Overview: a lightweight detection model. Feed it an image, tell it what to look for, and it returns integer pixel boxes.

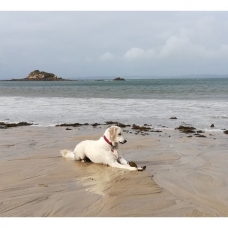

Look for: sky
[1,2,228,79]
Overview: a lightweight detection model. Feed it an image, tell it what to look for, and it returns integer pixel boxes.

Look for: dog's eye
[118,133,121,136]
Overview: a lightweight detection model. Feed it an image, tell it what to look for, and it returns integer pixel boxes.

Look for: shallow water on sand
[1,126,228,216]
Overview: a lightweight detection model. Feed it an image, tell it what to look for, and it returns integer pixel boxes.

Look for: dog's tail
[60,149,75,160]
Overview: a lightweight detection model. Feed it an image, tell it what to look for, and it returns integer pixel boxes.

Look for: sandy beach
[0,124,228,217]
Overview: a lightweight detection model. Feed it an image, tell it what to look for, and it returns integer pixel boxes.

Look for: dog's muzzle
[119,139,127,144]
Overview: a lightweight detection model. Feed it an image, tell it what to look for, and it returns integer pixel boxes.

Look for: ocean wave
[0,96,227,130]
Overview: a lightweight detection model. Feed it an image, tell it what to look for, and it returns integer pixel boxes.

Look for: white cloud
[125,38,228,63]
[124,38,228,63]
[159,35,228,60]
[124,15,228,63]
[157,16,228,60]
[99,52,114,62]
[158,36,202,59]
[124,48,156,61]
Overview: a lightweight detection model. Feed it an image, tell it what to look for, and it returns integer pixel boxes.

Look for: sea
[0,78,228,131]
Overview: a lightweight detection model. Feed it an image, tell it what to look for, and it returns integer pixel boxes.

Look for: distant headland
[10,70,70,81]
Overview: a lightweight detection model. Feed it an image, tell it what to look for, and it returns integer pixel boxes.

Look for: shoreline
[1,125,228,216]
[1,120,227,135]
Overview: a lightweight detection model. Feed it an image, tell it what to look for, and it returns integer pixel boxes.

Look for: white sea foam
[0,96,227,130]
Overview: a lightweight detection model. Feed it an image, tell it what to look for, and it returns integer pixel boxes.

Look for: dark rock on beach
[56,123,87,127]
[210,124,215,128]
[170,117,177,119]
[224,130,228,134]
[91,123,101,127]
[0,122,33,129]
[150,130,162,133]
[105,121,131,128]
[132,124,151,132]
[106,121,120,125]
[117,123,130,128]
[195,134,207,138]
[197,130,205,134]
[56,122,131,128]
[175,125,196,134]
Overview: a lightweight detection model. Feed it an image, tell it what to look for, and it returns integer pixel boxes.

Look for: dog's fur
[60,126,143,171]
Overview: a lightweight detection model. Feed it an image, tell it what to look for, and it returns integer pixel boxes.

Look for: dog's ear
[109,126,117,142]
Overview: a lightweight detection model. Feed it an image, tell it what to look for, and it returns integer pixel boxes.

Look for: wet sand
[0,125,228,217]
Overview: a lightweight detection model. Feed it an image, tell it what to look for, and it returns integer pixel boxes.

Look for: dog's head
[105,126,127,146]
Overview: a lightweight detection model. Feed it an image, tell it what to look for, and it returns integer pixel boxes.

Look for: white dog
[60,126,145,171]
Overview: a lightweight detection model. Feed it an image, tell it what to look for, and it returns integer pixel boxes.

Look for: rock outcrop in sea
[113,77,126,81]
[12,70,69,81]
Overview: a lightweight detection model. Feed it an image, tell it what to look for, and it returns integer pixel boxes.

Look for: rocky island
[113,77,126,81]
[11,70,70,81]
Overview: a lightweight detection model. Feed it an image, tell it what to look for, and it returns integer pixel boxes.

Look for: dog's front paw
[137,166,146,171]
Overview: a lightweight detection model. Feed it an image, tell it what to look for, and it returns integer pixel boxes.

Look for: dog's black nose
[119,139,127,144]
